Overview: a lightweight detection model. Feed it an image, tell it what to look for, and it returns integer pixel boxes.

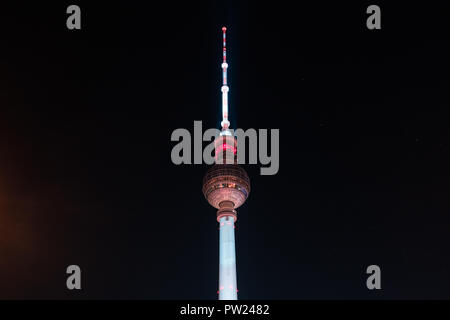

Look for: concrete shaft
[218,215,238,300]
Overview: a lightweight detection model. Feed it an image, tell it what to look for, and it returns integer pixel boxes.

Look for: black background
[0,1,449,299]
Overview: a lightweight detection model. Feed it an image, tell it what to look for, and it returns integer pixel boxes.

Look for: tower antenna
[221,26,230,131]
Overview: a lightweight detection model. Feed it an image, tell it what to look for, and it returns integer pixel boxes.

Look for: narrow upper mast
[220,26,230,131]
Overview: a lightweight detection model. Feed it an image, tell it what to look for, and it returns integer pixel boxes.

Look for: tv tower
[202,27,251,300]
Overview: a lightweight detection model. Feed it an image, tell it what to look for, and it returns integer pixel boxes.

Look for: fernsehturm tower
[202,27,251,300]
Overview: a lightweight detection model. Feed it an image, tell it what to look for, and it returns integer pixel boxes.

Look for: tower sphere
[202,164,250,210]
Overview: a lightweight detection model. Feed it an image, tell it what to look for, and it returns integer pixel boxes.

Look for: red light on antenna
[222,27,227,32]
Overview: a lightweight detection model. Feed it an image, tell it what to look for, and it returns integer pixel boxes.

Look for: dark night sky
[0,1,449,299]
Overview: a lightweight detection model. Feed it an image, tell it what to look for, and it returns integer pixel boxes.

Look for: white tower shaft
[218,216,238,300]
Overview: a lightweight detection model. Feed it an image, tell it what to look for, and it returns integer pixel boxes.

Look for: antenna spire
[221,26,230,131]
